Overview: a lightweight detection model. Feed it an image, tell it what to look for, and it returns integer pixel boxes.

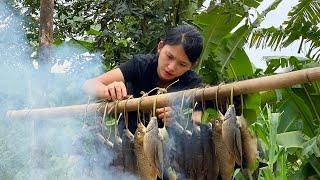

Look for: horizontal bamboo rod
[6,67,320,120]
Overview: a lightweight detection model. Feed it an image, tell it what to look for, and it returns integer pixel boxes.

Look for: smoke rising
[0,1,137,179]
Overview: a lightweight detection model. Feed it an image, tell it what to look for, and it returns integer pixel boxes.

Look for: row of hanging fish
[98,104,258,180]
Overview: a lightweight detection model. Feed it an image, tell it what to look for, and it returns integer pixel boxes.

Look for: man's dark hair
[163,25,203,64]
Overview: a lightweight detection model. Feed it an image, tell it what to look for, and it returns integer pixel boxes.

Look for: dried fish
[222,105,243,168]
[212,111,235,180]
[112,135,123,167]
[122,129,137,173]
[112,113,124,168]
[134,122,157,180]
[144,116,165,179]
[200,123,218,180]
[191,123,205,180]
[166,120,185,175]
[159,125,174,180]
[182,129,195,179]
[95,132,113,150]
[237,115,258,172]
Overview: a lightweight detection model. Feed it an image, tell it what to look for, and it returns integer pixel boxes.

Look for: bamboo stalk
[6,67,320,121]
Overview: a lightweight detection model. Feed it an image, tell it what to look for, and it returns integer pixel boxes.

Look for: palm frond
[262,56,312,74]
[249,0,320,60]
[285,0,320,29]
[249,26,287,50]
[249,22,320,60]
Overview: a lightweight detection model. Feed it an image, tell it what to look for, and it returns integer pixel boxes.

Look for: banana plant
[192,0,283,121]
[249,0,320,60]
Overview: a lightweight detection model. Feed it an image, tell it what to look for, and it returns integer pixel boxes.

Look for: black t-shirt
[118,54,203,134]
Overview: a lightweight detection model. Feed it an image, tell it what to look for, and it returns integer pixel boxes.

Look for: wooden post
[31,0,54,179]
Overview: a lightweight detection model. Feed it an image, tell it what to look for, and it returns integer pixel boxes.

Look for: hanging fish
[134,122,157,180]
[212,111,235,180]
[93,131,114,169]
[183,129,195,179]
[112,135,123,168]
[95,132,114,150]
[112,113,124,168]
[144,116,165,179]
[191,123,206,180]
[122,129,137,173]
[237,115,258,173]
[166,120,185,176]
[222,105,243,168]
[159,125,176,180]
[200,123,219,180]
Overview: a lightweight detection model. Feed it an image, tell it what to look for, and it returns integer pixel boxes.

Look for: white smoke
[0,1,137,179]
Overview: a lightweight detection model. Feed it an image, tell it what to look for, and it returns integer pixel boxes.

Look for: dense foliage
[12,0,205,69]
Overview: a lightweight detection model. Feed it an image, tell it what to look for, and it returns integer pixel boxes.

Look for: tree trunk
[31,0,54,179]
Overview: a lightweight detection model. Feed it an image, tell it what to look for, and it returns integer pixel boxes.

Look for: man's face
[157,41,193,82]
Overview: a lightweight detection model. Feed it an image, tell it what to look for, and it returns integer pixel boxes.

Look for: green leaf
[53,39,64,46]
[269,112,280,166]
[292,88,320,123]
[308,155,320,176]
[260,90,278,105]
[263,56,312,74]
[243,109,258,125]
[276,146,288,180]
[227,48,254,79]
[249,0,320,60]
[86,27,101,36]
[252,122,269,146]
[286,0,320,29]
[216,25,250,72]
[193,6,243,72]
[243,0,263,8]
[201,108,218,123]
[233,168,246,180]
[73,16,84,22]
[278,88,315,137]
[244,93,261,115]
[301,136,320,158]
[276,131,305,148]
[260,167,275,180]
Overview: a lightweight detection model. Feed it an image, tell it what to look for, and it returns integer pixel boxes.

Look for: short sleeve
[119,56,138,83]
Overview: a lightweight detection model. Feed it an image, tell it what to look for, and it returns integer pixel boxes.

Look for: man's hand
[103,81,127,101]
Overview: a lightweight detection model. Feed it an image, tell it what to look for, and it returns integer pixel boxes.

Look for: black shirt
[118,54,203,134]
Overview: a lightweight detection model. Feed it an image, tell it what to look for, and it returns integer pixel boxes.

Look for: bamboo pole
[6,67,320,121]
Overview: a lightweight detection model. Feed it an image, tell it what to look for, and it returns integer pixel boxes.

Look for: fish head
[192,123,201,133]
[146,116,158,132]
[123,129,134,141]
[135,123,147,145]
[114,135,122,146]
[211,110,224,123]
[212,112,224,133]
[183,129,192,139]
[105,139,114,149]
[225,105,236,122]
[200,122,212,131]
[236,115,246,128]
